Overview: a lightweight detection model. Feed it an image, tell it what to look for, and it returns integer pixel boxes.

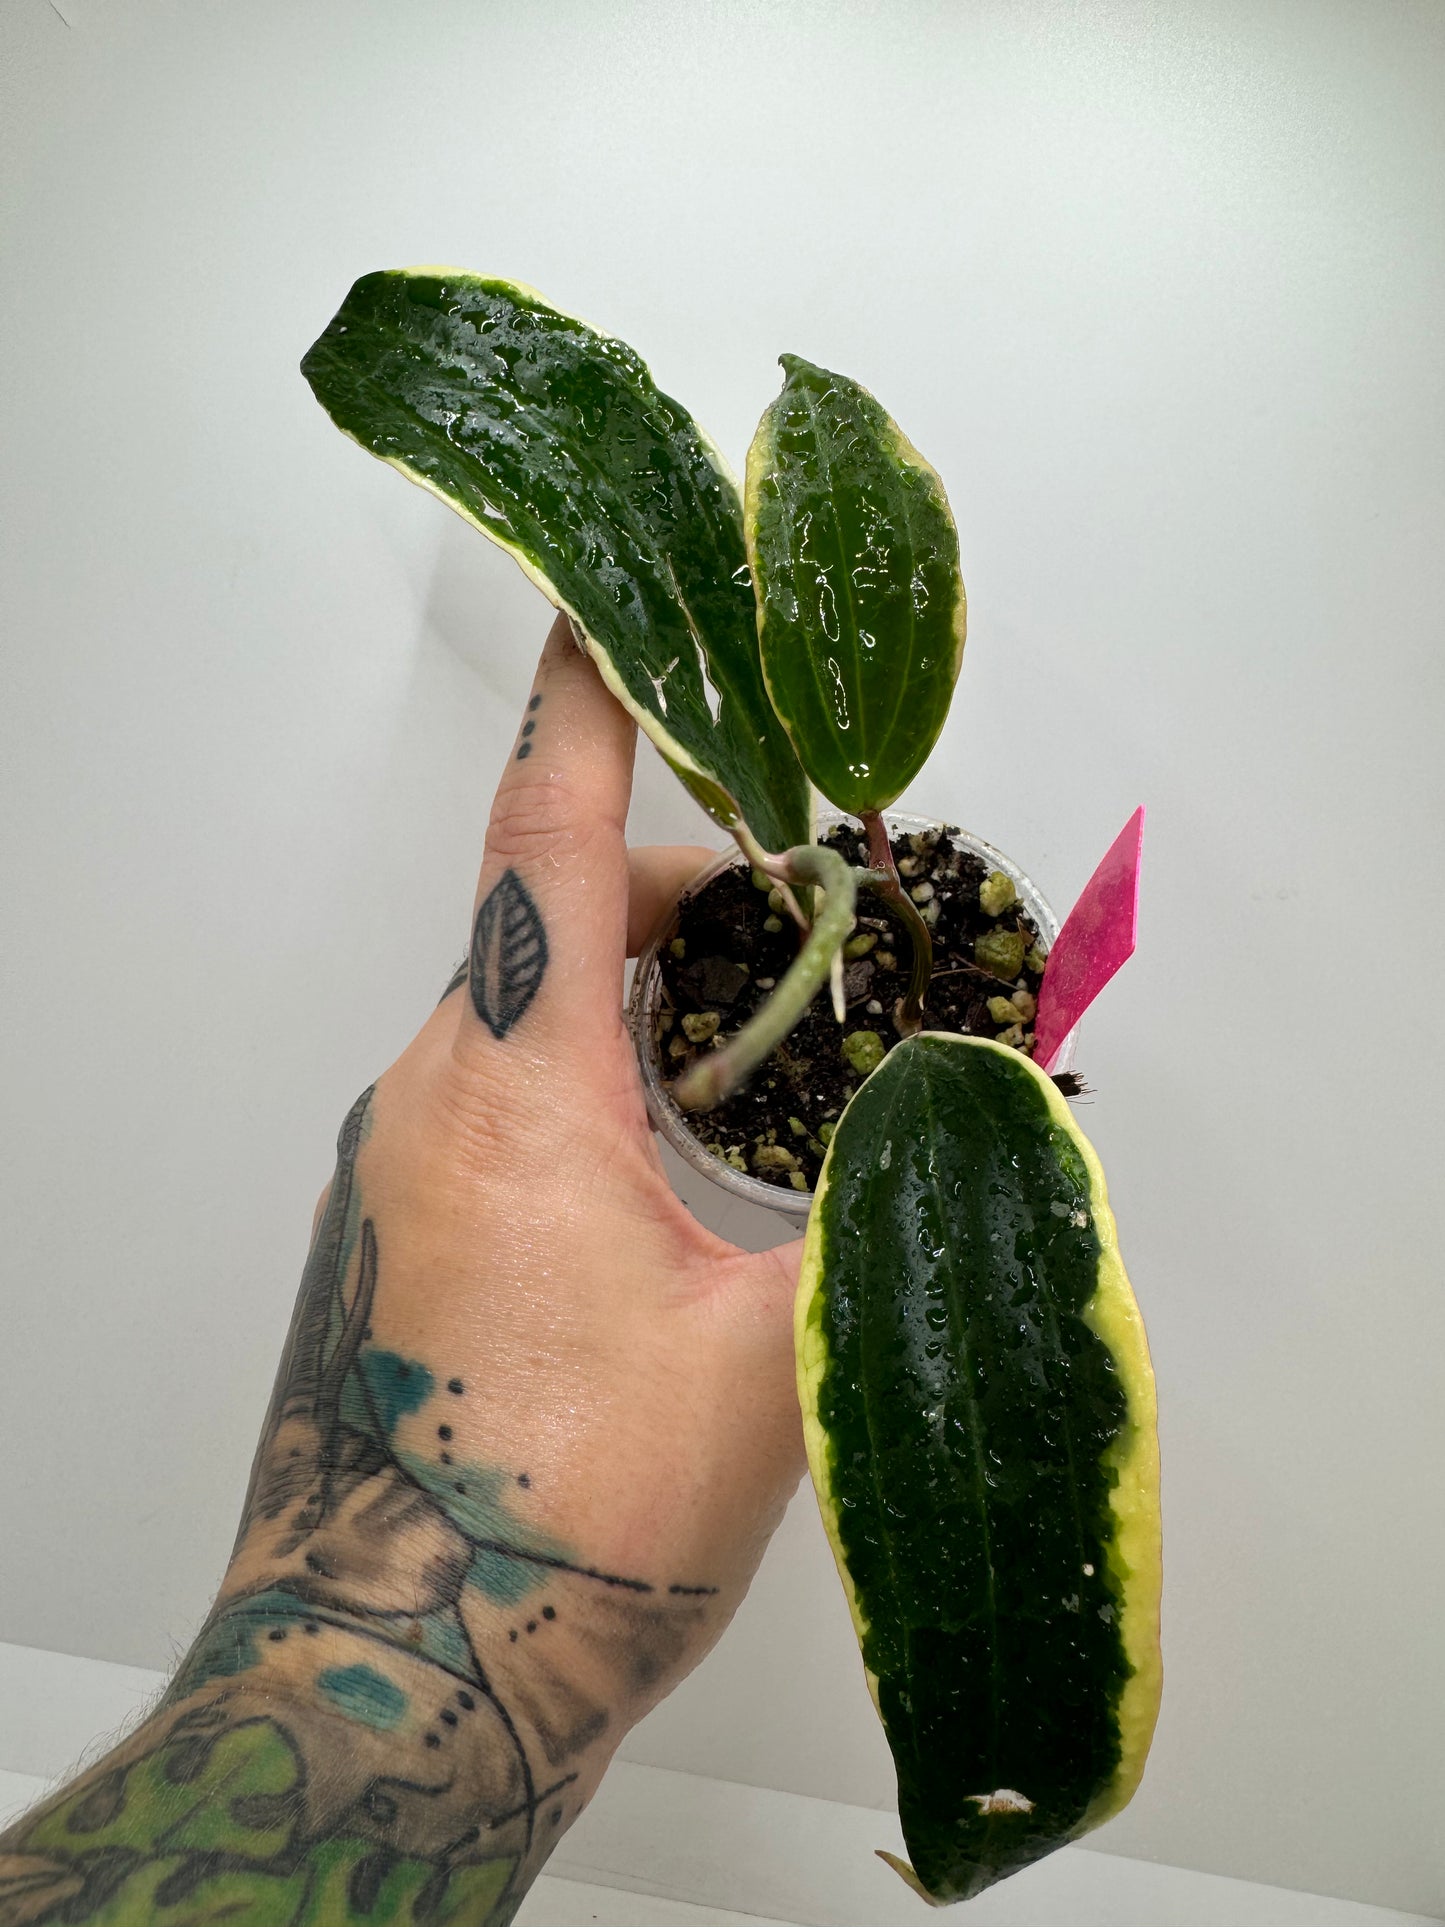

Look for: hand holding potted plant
[303,272,1161,1904]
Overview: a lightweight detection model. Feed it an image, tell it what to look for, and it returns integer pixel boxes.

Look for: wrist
[101,1582,612,1920]
[185,1571,619,1809]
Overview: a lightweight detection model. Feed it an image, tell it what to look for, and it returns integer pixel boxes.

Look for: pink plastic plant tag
[1033,806,1145,1073]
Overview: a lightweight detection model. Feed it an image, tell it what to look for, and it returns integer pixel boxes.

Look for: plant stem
[728,819,808,929]
[858,810,931,1035]
[671,843,858,1112]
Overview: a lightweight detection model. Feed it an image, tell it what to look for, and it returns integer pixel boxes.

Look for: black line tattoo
[469,869,548,1040]
[0,1085,716,1926]
[438,955,470,1004]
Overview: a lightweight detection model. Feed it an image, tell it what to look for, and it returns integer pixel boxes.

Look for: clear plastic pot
[627,811,1075,1223]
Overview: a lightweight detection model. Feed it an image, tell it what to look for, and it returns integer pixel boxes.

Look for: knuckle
[484,776,596,868]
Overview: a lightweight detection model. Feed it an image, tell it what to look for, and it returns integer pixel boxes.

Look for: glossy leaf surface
[797,1035,1161,1902]
[746,356,965,815]
[304,271,811,854]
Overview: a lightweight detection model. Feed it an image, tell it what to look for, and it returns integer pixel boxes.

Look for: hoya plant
[303,270,1162,1904]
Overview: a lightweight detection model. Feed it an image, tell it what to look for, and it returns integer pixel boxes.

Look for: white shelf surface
[1,1641,1436,1927]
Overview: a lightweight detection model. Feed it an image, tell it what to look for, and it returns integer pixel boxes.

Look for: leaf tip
[876,1851,945,1906]
[777,351,820,384]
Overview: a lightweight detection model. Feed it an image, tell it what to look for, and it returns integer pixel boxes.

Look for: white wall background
[2,0,1442,1915]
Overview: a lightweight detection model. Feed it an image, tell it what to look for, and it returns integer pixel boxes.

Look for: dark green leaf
[797,1035,1161,1902]
[746,356,965,816]
[303,271,811,855]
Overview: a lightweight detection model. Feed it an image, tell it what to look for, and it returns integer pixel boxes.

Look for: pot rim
[627,809,1076,1222]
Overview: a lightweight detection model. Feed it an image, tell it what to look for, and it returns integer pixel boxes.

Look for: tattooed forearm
[0,1086,713,1926]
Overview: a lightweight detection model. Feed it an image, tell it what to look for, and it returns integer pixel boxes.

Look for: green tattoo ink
[316,1664,408,1732]
[354,1349,434,1434]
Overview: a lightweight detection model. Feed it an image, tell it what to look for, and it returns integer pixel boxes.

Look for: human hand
[225,605,807,1756]
[0,613,806,1927]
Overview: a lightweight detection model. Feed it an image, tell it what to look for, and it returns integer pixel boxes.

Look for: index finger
[451,614,638,1072]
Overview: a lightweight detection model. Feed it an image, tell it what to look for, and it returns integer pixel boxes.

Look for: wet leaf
[304,272,810,854]
[797,1035,1161,1900]
[746,356,965,815]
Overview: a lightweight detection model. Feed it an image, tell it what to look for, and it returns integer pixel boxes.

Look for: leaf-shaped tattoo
[470,870,548,1039]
